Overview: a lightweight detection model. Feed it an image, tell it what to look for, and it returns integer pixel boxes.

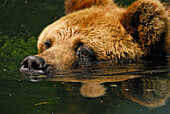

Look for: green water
[0,0,169,114]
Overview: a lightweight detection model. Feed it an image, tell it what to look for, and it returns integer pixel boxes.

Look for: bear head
[20,0,169,75]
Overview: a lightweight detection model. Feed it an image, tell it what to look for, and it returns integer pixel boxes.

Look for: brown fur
[120,0,169,58]
[64,0,113,14]
[36,0,169,71]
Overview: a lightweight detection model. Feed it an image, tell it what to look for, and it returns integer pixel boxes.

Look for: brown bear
[20,0,169,75]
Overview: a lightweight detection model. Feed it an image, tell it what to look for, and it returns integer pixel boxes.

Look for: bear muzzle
[20,55,50,75]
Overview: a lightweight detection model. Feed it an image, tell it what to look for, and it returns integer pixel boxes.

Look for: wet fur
[37,0,169,71]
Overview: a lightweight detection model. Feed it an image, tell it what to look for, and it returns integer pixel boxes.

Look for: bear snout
[20,56,50,75]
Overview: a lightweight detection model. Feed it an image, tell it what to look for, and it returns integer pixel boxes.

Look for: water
[0,0,169,114]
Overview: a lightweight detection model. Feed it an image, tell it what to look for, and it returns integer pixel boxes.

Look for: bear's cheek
[37,47,76,71]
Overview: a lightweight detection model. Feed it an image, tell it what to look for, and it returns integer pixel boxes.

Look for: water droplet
[125,89,129,91]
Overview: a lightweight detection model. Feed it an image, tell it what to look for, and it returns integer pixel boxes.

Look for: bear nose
[20,56,48,75]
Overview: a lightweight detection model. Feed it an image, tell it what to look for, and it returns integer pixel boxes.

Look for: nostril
[21,60,28,68]
[21,59,30,70]
[31,61,43,70]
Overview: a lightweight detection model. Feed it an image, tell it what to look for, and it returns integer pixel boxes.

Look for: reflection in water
[80,82,106,98]
[28,62,170,109]
[122,77,170,108]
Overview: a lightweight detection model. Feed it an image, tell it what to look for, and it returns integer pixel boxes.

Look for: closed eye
[75,45,97,63]
[44,39,51,50]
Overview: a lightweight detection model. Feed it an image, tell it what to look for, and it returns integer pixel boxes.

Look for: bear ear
[120,0,168,55]
[64,0,114,14]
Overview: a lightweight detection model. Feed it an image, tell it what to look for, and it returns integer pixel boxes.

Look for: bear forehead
[38,5,125,45]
